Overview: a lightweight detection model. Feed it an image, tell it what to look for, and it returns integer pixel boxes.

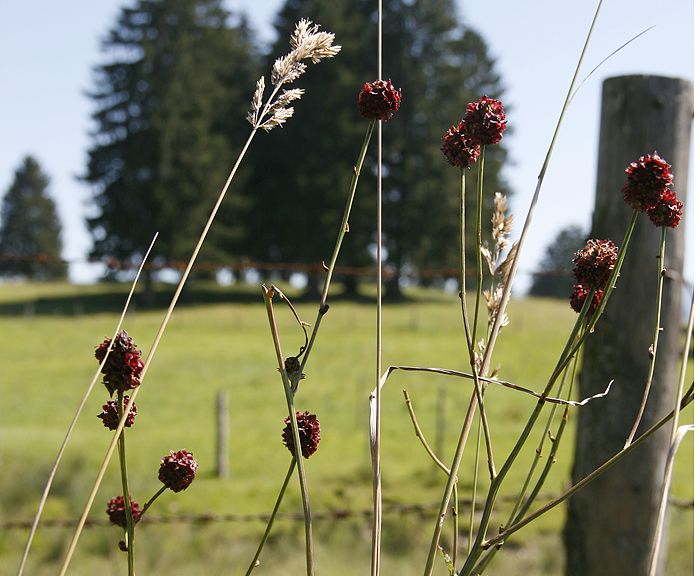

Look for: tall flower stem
[648,296,694,575]
[16,233,157,576]
[471,149,486,345]
[478,0,605,378]
[480,384,694,551]
[460,211,637,574]
[58,126,259,576]
[245,458,296,576]
[402,390,459,564]
[426,7,605,573]
[625,225,667,447]
[467,417,482,552]
[263,286,314,576]
[139,485,167,518]
[371,3,385,570]
[424,166,492,576]
[298,120,375,378]
[116,391,135,576]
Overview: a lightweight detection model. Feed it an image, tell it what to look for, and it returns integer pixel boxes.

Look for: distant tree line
[80,0,511,297]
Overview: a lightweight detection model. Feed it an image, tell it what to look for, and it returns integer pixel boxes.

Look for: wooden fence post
[216,391,229,479]
[564,75,692,576]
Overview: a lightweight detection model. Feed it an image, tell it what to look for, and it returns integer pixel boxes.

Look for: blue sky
[0,0,694,291]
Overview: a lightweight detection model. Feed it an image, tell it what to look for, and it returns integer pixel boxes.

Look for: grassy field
[0,281,693,575]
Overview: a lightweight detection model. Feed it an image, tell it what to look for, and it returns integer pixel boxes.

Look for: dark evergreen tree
[529,225,588,298]
[247,0,508,297]
[84,0,259,280]
[0,156,66,280]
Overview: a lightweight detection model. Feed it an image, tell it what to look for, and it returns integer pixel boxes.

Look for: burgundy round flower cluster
[106,495,141,528]
[572,239,618,289]
[441,96,506,168]
[158,449,198,492]
[282,411,321,459]
[441,122,481,168]
[647,188,683,228]
[622,152,683,228]
[569,238,618,316]
[95,331,144,396]
[358,79,402,122]
[462,96,507,146]
[97,396,137,430]
[569,285,604,317]
[284,356,301,374]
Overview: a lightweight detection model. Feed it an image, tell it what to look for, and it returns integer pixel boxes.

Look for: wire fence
[2,495,691,531]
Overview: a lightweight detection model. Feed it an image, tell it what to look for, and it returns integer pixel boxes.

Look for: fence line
[2,495,691,531]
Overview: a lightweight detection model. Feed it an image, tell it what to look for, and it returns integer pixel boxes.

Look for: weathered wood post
[564,75,692,576]
[216,391,230,478]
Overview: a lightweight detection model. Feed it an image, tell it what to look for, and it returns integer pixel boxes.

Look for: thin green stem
[298,120,375,379]
[481,385,694,551]
[458,166,495,480]
[58,125,259,576]
[648,296,694,575]
[625,225,666,447]
[459,294,594,574]
[116,392,135,576]
[262,286,314,576]
[16,233,157,576]
[506,363,572,526]
[468,417,482,552]
[403,390,450,475]
[402,390,460,567]
[245,458,296,576]
[471,150,485,344]
[480,0,606,377]
[139,485,167,518]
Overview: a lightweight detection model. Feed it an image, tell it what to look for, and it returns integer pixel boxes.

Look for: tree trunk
[564,75,692,576]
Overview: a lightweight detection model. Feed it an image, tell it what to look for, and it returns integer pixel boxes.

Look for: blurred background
[0,1,693,575]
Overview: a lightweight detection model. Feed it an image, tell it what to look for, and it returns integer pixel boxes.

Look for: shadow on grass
[0,282,434,317]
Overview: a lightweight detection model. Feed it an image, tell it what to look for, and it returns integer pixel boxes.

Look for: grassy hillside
[0,282,692,575]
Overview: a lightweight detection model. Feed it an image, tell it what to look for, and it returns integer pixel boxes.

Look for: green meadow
[0,282,692,575]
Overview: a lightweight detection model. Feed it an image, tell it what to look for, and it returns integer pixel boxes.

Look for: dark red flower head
[282,411,320,459]
[284,356,301,374]
[569,284,603,316]
[358,79,401,121]
[95,330,144,396]
[622,152,674,212]
[158,449,198,492]
[106,496,141,528]
[647,188,683,228]
[572,239,618,290]
[462,96,507,146]
[97,396,137,430]
[441,122,481,167]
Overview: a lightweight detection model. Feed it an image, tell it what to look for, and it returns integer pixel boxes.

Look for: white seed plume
[248,19,340,130]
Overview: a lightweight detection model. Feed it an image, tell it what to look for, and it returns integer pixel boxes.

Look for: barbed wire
[1,495,691,530]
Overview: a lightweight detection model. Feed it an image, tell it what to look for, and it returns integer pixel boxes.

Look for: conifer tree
[0,156,66,280]
[247,0,508,296]
[84,0,259,277]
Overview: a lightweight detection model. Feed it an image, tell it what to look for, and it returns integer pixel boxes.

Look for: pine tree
[247,0,508,296]
[0,156,66,280]
[84,0,259,278]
